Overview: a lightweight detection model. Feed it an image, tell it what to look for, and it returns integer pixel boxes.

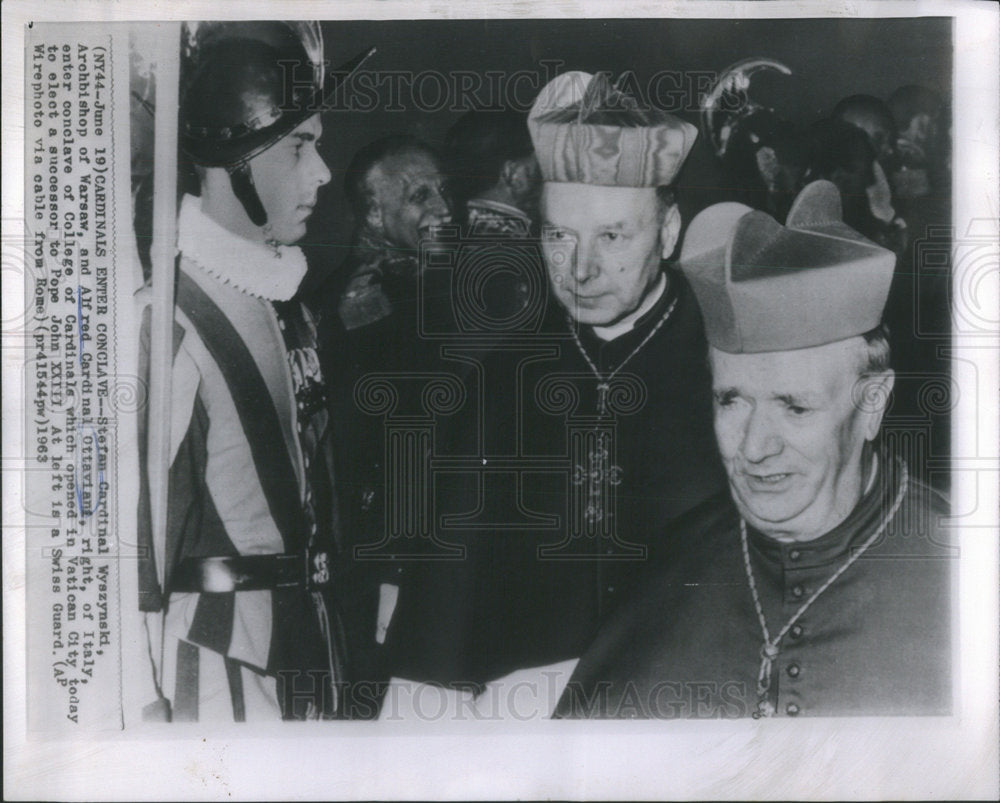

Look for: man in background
[888,84,946,199]
[832,94,897,170]
[333,135,453,334]
[445,109,542,236]
[443,109,545,326]
[318,136,460,691]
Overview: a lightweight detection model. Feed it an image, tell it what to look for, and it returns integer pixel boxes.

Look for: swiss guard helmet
[180,21,373,226]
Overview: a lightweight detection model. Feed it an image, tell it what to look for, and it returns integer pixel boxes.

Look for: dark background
[302,16,952,284]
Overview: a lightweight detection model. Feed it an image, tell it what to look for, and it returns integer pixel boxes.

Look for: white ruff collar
[177,194,308,301]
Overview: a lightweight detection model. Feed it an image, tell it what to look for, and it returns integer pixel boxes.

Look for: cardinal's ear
[860,370,896,441]
[660,202,682,260]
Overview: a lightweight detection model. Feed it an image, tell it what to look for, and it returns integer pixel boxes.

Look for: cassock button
[791,584,805,599]
[787,663,801,678]
[789,624,804,640]
[786,703,800,716]
[606,586,615,594]
[789,549,802,562]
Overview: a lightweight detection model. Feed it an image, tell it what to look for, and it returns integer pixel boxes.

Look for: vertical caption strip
[25,27,122,730]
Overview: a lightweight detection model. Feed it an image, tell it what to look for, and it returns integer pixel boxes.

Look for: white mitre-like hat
[528,71,698,187]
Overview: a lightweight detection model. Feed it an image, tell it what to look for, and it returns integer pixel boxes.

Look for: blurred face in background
[366,149,452,251]
[839,108,896,167]
[506,153,543,222]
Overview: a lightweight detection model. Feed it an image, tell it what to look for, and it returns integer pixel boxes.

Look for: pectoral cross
[596,382,611,416]
[572,433,623,525]
[752,642,780,718]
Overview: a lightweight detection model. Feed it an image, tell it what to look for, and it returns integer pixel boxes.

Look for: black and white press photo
[4,1,998,800]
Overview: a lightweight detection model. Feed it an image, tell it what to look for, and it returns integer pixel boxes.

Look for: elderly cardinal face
[540,183,672,327]
[710,338,890,542]
[366,148,452,251]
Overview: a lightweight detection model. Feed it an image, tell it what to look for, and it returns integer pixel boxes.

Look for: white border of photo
[3,1,997,800]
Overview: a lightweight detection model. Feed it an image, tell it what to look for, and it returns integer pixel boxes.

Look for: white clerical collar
[177,194,308,302]
[591,272,667,341]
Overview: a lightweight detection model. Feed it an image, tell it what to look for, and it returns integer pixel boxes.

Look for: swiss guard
[137,22,378,721]
[556,181,953,718]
